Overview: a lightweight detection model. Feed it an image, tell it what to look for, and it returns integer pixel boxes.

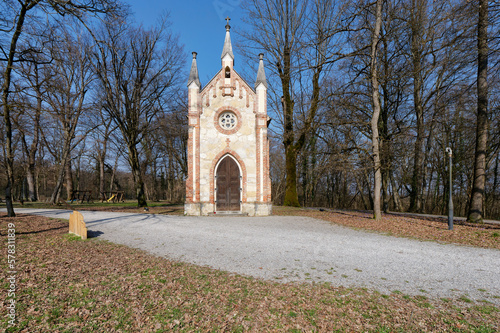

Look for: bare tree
[12,60,46,202]
[1,0,121,216]
[41,26,94,204]
[369,0,384,220]
[91,16,184,207]
[157,98,188,177]
[468,0,489,222]
[241,0,348,206]
[405,0,457,212]
[95,114,115,198]
[406,0,425,212]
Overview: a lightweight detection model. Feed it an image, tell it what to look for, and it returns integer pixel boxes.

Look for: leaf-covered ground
[274,207,500,250]
[1,213,499,332]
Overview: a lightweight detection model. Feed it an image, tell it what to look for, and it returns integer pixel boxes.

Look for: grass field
[11,200,184,215]
[1,205,499,331]
[11,200,179,209]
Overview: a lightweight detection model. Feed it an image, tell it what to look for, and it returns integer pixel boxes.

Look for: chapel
[184,19,272,216]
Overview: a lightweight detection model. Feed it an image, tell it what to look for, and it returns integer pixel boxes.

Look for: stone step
[210,211,248,216]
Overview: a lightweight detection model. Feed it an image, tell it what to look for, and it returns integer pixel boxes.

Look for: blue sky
[125,0,247,85]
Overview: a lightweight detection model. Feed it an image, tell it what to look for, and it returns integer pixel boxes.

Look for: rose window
[219,112,237,130]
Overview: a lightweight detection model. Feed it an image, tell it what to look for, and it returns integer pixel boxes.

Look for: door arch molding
[209,149,247,206]
[214,154,242,179]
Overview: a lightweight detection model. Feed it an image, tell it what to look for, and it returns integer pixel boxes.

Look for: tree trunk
[26,145,38,202]
[421,115,437,212]
[152,159,159,201]
[75,155,81,192]
[281,85,299,206]
[19,128,38,202]
[50,164,66,204]
[380,32,391,214]
[284,143,299,206]
[26,165,37,201]
[356,175,370,210]
[99,157,105,195]
[409,20,425,213]
[363,168,374,210]
[25,70,42,202]
[468,0,489,223]
[1,3,30,217]
[493,153,499,200]
[407,0,429,213]
[432,171,442,214]
[65,159,73,200]
[98,142,107,197]
[134,171,147,207]
[369,0,383,220]
[279,38,299,207]
[382,170,389,213]
[390,171,402,212]
[409,102,425,212]
[300,153,308,206]
[309,137,318,205]
[168,155,174,201]
[128,145,148,207]
[50,137,73,204]
[109,152,120,192]
[29,65,43,201]
[490,153,499,217]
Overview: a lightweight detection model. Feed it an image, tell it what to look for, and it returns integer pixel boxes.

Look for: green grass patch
[64,234,83,241]
[460,295,474,303]
[473,305,499,315]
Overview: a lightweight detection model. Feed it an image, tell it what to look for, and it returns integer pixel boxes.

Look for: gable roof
[200,68,256,96]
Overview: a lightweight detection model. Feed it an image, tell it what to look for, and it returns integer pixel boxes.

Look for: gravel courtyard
[8,208,500,305]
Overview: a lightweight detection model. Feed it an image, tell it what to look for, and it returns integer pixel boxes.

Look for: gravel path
[7,208,500,304]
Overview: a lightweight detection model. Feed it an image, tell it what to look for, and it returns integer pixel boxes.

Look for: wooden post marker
[69,211,87,240]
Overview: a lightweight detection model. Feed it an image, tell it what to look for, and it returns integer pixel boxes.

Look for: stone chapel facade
[184,21,272,216]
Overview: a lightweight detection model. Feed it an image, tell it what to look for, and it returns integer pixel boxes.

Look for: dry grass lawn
[273,207,500,250]
[1,207,499,332]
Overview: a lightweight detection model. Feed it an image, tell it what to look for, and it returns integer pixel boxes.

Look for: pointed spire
[221,17,234,61]
[255,53,267,88]
[187,52,201,88]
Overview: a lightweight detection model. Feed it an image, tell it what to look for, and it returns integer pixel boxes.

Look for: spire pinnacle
[221,18,234,61]
[255,53,267,88]
[187,51,201,88]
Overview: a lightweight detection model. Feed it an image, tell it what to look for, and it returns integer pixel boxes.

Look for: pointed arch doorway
[216,155,241,212]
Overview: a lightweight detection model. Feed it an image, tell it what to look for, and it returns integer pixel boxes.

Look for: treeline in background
[1,0,499,220]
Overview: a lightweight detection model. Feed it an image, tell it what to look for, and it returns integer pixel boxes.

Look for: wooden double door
[216,156,241,211]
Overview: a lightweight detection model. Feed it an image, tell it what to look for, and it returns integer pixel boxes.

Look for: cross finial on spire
[221,17,234,62]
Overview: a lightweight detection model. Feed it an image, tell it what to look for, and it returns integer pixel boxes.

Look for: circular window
[214,108,242,134]
[219,112,237,130]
